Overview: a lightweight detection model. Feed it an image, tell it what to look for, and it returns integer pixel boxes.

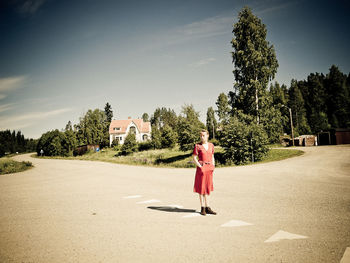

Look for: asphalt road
[1,145,350,262]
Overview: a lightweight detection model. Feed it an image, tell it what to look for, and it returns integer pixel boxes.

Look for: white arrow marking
[166,204,184,208]
[221,220,253,227]
[182,213,201,218]
[123,195,142,199]
[264,230,308,243]
[137,199,161,204]
[340,247,350,263]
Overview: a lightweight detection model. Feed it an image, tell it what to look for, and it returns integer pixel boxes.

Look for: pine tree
[288,80,310,135]
[206,107,217,140]
[104,102,113,123]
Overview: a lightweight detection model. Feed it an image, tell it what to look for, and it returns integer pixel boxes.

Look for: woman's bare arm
[193,155,202,168]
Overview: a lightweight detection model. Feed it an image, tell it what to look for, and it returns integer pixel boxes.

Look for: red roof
[109,119,151,134]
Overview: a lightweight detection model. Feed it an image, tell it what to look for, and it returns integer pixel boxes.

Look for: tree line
[0,130,37,157]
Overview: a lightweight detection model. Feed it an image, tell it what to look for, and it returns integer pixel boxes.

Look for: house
[109,117,151,146]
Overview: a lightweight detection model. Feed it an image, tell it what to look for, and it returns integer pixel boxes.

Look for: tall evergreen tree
[206,107,217,139]
[288,80,310,135]
[325,65,349,128]
[104,102,113,123]
[231,6,278,124]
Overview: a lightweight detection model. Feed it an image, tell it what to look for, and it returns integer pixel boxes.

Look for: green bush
[161,125,177,148]
[111,138,119,147]
[121,133,137,155]
[138,141,153,151]
[220,116,268,165]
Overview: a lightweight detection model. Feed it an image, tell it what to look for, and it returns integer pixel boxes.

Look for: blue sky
[1,0,349,139]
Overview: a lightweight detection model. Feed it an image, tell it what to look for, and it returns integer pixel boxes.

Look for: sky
[1,0,349,139]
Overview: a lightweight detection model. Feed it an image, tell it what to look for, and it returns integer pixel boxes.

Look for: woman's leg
[198,194,203,207]
[202,194,208,207]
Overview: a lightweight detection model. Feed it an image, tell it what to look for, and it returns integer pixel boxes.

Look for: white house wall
[109,121,151,146]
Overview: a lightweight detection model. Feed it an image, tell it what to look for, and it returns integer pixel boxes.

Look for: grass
[32,145,304,168]
[0,158,33,175]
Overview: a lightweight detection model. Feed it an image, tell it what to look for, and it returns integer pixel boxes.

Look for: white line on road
[221,220,253,227]
[340,247,350,263]
[264,230,308,243]
[123,195,142,199]
[137,199,161,204]
[166,205,184,208]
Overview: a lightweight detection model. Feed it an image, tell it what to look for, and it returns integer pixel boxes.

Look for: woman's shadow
[147,206,197,213]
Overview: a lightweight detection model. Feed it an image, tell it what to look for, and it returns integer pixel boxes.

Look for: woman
[192,129,217,216]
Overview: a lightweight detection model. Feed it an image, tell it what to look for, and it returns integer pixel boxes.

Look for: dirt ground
[1,145,349,262]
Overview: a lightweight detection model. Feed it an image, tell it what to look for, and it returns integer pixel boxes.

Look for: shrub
[121,133,137,155]
[161,125,177,148]
[111,138,119,147]
[220,116,268,165]
[138,141,153,151]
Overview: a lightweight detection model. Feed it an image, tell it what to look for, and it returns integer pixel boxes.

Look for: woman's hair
[200,129,209,135]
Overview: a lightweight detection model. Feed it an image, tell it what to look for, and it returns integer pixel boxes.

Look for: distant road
[1,145,350,262]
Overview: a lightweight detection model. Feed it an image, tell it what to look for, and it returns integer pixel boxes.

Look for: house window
[114,127,121,131]
[143,134,148,141]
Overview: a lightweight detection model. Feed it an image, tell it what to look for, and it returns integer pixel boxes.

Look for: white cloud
[255,1,298,16]
[0,76,27,100]
[189,58,216,68]
[176,15,233,39]
[0,108,72,130]
[0,103,14,113]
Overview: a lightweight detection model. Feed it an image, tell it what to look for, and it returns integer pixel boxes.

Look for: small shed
[74,144,100,156]
[289,135,317,146]
[317,128,350,145]
[334,128,350,144]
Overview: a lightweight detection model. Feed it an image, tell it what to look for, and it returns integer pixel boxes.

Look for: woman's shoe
[200,206,206,216]
[205,206,217,215]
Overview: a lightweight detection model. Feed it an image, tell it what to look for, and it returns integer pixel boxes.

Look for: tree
[206,107,217,140]
[231,6,278,124]
[75,109,107,146]
[215,93,230,123]
[36,129,75,157]
[142,113,149,122]
[150,107,178,130]
[151,125,162,149]
[325,65,349,128]
[161,125,177,148]
[220,113,268,165]
[288,80,310,135]
[65,120,73,132]
[177,104,205,151]
[121,133,137,155]
[104,102,113,123]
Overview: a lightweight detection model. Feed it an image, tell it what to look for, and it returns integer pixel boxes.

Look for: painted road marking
[182,213,201,218]
[264,230,308,243]
[137,199,161,204]
[221,220,253,227]
[123,195,142,199]
[166,205,184,208]
[340,247,350,263]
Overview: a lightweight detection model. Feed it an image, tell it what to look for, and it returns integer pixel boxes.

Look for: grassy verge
[32,146,304,168]
[0,158,33,175]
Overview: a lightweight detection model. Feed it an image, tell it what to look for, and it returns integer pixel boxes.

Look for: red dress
[193,142,215,195]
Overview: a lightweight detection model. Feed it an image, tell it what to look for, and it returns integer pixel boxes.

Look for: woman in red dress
[192,129,217,216]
